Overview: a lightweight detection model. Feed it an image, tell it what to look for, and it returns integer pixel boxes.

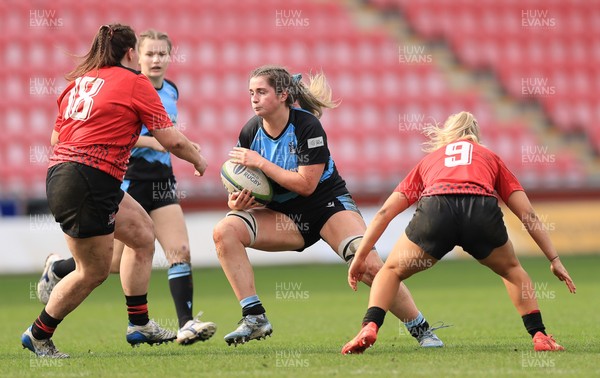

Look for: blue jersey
[238,108,348,206]
[124,79,178,180]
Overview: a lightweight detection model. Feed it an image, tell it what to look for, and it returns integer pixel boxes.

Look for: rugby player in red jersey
[21,23,207,358]
[342,111,576,354]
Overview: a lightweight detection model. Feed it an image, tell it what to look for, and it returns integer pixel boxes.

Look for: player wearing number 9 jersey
[342,111,577,355]
[21,23,207,358]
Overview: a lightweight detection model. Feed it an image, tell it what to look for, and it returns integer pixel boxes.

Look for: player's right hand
[194,155,208,176]
[348,258,367,291]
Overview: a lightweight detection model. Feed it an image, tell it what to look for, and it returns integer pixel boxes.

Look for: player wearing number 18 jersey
[342,111,576,355]
[37,29,215,346]
[21,23,207,358]
[49,61,172,181]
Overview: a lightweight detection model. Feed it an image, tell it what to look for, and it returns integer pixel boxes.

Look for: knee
[81,264,111,289]
[212,219,229,246]
[213,220,239,257]
[127,216,155,250]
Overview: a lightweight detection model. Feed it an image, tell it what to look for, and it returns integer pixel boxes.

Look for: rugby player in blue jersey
[213,65,445,347]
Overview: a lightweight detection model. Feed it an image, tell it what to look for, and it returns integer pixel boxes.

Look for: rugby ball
[220,160,273,204]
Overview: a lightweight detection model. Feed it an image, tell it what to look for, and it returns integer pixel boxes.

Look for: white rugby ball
[220,160,273,204]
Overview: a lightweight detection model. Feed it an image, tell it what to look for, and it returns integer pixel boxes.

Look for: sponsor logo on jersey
[307,137,324,149]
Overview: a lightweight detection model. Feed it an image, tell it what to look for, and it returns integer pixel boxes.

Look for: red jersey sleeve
[394,162,425,206]
[494,157,524,203]
[131,75,173,131]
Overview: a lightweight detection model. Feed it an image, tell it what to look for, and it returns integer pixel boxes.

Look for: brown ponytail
[65,23,137,82]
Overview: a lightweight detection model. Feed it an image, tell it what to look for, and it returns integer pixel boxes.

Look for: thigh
[387,233,439,280]
[243,208,305,252]
[113,192,154,248]
[150,204,190,262]
[320,210,367,254]
[477,239,521,276]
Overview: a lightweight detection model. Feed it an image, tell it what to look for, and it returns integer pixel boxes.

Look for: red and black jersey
[50,65,173,180]
[395,140,523,205]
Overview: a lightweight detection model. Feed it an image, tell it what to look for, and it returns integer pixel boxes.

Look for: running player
[35,29,216,346]
[21,23,208,358]
[213,65,445,347]
[341,111,576,354]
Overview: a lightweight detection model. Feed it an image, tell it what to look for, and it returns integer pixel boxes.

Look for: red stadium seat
[2,0,594,202]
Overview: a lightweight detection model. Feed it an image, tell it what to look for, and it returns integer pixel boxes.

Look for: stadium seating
[0,0,591,203]
[377,0,599,152]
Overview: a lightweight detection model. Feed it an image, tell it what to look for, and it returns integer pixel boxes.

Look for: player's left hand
[229,147,263,168]
[228,189,262,210]
[550,258,576,294]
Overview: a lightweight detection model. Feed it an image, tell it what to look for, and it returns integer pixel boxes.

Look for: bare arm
[505,190,576,293]
[134,135,167,152]
[229,147,323,197]
[348,191,411,290]
[151,127,208,176]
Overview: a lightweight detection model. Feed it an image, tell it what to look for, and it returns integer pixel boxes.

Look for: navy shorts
[268,193,361,251]
[121,177,179,213]
[46,162,124,238]
[405,195,509,260]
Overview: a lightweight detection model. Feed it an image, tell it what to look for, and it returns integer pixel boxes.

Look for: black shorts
[405,195,508,260]
[121,177,179,213]
[46,162,124,238]
[268,193,361,251]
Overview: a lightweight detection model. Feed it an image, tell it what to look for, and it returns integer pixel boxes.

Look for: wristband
[549,256,559,262]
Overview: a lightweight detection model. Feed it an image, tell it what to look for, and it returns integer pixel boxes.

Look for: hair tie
[292,73,302,84]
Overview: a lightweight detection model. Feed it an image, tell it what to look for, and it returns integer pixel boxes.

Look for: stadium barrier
[1,202,598,274]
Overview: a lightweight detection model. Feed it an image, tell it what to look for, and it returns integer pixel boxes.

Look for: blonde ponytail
[422,111,481,152]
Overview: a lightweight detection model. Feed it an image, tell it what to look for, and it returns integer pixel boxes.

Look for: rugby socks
[168,262,194,328]
[31,308,62,340]
[404,312,431,339]
[522,310,546,337]
[52,257,76,279]
[362,306,386,329]
[240,295,266,316]
[126,294,149,326]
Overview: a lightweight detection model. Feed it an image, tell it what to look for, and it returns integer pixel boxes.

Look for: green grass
[0,255,598,377]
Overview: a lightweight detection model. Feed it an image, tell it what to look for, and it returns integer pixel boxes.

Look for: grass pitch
[0,255,598,377]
